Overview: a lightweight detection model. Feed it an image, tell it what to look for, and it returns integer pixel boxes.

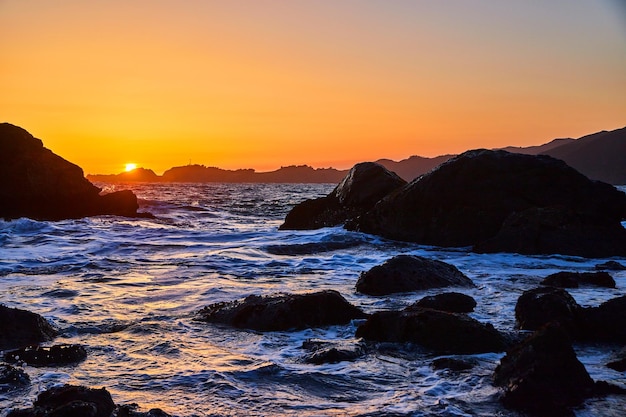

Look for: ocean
[1,182,625,416]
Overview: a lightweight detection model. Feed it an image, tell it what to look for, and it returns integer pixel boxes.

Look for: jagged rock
[0,305,57,350]
[4,344,87,367]
[280,162,406,230]
[355,255,474,296]
[540,271,616,288]
[0,123,145,220]
[0,363,30,392]
[196,290,367,331]
[514,287,583,337]
[355,308,506,354]
[493,324,595,417]
[351,149,626,257]
[7,385,115,417]
[409,292,477,313]
[300,339,366,364]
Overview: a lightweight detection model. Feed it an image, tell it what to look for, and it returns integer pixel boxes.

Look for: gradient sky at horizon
[1,1,625,175]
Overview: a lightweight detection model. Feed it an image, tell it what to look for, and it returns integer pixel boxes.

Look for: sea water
[1,183,625,416]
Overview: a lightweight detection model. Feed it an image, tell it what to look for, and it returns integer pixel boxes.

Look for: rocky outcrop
[350,149,626,257]
[280,162,406,230]
[514,287,583,337]
[541,271,616,288]
[493,324,596,416]
[300,339,366,364]
[409,292,477,313]
[0,305,57,350]
[583,295,626,344]
[4,344,87,367]
[355,307,506,354]
[355,255,474,296]
[0,363,30,392]
[195,290,367,332]
[0,123,145,220]
[7,385,115,417]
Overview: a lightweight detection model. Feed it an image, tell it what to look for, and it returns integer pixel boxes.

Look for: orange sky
[1,1,625,175]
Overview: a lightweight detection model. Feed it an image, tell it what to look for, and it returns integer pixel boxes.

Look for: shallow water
[1,183,625,416]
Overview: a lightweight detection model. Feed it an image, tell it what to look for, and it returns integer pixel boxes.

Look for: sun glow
[125,163,137,172]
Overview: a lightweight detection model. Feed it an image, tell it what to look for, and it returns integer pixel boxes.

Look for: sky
[1,1,625,175]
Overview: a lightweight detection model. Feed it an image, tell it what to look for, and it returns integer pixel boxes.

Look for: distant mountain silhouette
[87,126,626,185]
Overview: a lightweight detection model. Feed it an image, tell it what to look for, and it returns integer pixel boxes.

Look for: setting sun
[125,163,137,172]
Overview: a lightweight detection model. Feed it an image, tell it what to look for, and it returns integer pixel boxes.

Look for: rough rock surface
[350,149,626,257]
[196,290,368,331]
[300,339,366,364]
[409,292,477,313]
[355,255,474,296]
[4,344,87,367]
[0,123,144,220]
[6,385,116,417]
[0,363,30,392]
[514,287,583,337]
[493,324,595,416]
[355,307,506,354]
[541,271,616,288]
[0,305,57,350]
[280,162,406,230]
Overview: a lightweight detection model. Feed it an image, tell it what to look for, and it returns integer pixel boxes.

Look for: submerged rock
[0,305,57,350]
[431,357,476,372]
[0,363,30,392]
[300,339,366,364]
[541,271,616,288]
[595,260,626,271]
[355,255,474,296]
[350,149,626,257]
[4,344,87,367]
[280,162,406,230]
[410,292,477,313]
[196,290,368,331]
[355,307,506,354]
[7,385,116,417]
[0,123,146,220]
[493,324,595,417]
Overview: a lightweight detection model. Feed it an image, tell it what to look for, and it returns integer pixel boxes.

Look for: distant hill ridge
[87,126,626,185]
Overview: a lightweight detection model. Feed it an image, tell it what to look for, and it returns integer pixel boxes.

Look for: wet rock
[355,255,474,296]
[0,305,57,350]
[266,238,364,255]
[4,344,87,367]
[0,122,145,220]
[541,271,616,288]
[493,324,595,417]
[514,287,583,337]
[351,149,626,257]
[196,290,368,331]
[409,292,477,313]
[117,404,173,417]
[582,295,626,344]
[355,308,506,354]
[301,339,366,364]
[0,363,30,392]
[595,260,626,271]
[431,357,476,372]
[7,385,115,417]
[280,162,406,230]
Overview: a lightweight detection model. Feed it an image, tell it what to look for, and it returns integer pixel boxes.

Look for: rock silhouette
[0,305,57,350]
[0,123,145,220]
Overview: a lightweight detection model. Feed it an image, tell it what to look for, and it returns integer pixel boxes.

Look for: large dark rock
[7,385,116,417]
[541,271,616,289]
[582,295,626,344]
[355,308,506,354]
[350,149,626,257]
[300,339,366,364]
[0,305,57,350]
[410,292,477,313]
[355,255,474,296]
[514,287,583,337]
[0,123,144,220]
[280,162,406,230]
[195,290,368,331]
[493,324,596,416]
[4,344,87,367]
